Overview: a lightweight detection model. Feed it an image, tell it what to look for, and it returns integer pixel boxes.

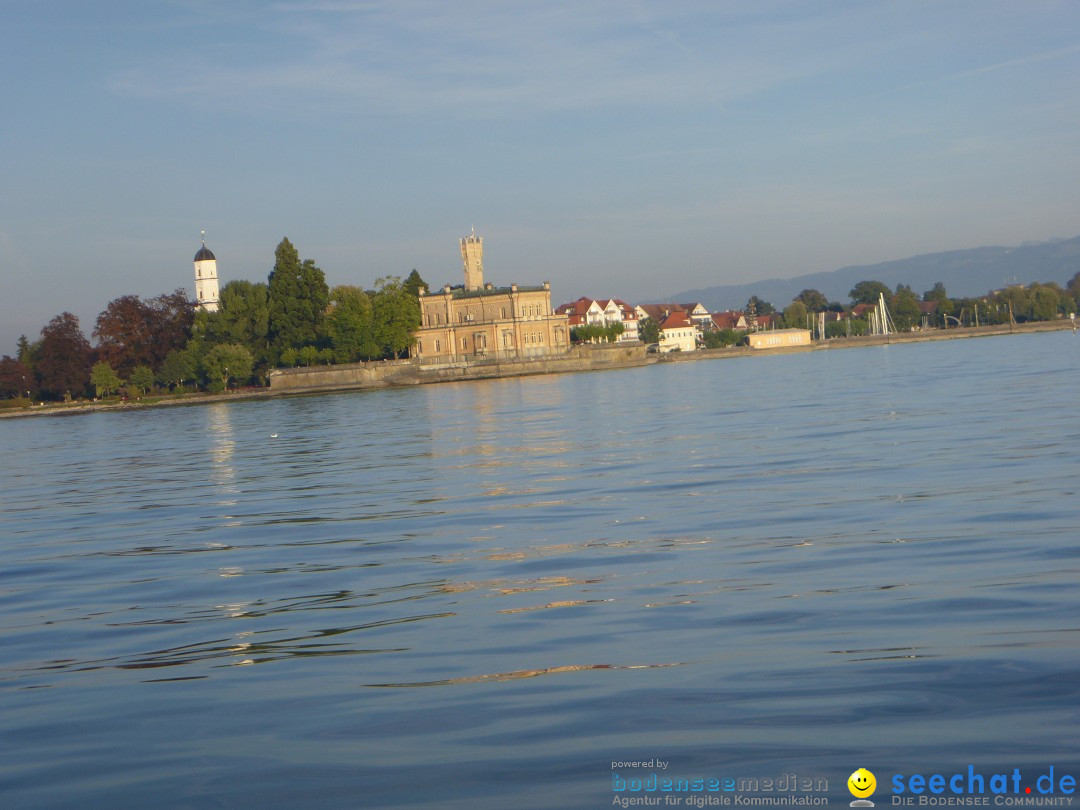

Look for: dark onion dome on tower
[194,244,216,262]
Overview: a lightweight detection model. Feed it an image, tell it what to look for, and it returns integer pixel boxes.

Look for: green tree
[849,280,892,306]
[90,361,123,398]
[202,343,253,390]
[570,324,595,343]
[157,348,197,390]
[746,295,775,315]
[571,322,623,343]
[701,328,743,348]
[267,237,329,360]
[37,313,92,400]
[16,334,37,368]
[571,324,601,343]
[128,365,155,395]
[951,296,996,326]
[891,285,921,331]
[783,300,809,329]
[403,269,429,298]
[922,282,952,326]
[1066,271,1080,311]
[298,345,320,366]
[993,286,1029,323]
[372,275,421,359]
[215,280,271,365]
[638,317,660,345]
[922,282,947,303]
[1027,283,1066,321]
[796,289,829,311]
[825,317,868,337]
[327,285,378,362]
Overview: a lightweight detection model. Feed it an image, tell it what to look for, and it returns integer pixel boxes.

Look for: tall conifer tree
[267,237,329,362]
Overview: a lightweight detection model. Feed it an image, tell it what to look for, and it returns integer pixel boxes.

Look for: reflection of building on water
[206,403,239,504]
[413,229,570,361]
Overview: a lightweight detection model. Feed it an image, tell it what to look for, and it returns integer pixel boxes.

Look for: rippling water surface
[3,332,1079,808]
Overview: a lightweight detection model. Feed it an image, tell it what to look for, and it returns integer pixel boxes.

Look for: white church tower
[193,231,220,312]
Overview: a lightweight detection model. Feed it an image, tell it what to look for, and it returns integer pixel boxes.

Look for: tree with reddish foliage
[146,289,195,366]
[94,295,155,375]
[36,313,92,400]
[0,356,32,398]
[93,290,194,375]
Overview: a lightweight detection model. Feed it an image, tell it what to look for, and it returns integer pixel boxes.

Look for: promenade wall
[268,343,649,394]
[7,320,1072,418]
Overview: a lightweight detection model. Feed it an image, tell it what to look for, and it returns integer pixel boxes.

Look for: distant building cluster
[554,298,805,353]
[191,228,816,361]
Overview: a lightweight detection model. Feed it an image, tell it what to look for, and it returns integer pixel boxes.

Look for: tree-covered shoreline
[1,238,424,403]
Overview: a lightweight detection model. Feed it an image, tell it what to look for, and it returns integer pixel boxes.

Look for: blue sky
[3,1,1080,353]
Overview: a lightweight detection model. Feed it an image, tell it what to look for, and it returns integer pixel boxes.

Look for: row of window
[419,325,572,355]
[425,303,556,326]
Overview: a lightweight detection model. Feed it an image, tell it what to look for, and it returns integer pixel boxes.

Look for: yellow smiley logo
[848,768,876,798]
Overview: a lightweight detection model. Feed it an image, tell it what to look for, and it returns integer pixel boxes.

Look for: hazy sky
[4,1,1080,353]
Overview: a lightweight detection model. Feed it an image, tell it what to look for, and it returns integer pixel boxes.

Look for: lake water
[2,331,1079,809]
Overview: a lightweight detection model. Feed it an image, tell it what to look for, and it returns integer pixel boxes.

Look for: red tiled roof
[659,311,692,329]
[638,303,687,322]
[710,311,745,329]
[678,302,709,315]
[557,296,639,323]
[555,297,594,317]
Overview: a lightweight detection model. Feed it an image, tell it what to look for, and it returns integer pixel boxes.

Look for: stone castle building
[412,230,569,360]
[193,232,220,312]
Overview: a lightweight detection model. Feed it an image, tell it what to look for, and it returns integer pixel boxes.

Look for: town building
[678,302,712,329]
[634,303,705,351]
[747,328,811,349]
[412,229,570,361]
[555,297,639,342]
[193,232,220,312]
[657,309,699,352]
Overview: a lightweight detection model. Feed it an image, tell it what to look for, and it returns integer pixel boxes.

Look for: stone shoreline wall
[269,320,1074,394]
[268,343,649,394]
[7,320,1072,417]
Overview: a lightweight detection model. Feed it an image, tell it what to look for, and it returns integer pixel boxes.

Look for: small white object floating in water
[270,433,278,438]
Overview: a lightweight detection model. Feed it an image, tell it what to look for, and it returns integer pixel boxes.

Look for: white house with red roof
[678,302,712,329]
[657,310,699,352]
[554,297,639,342]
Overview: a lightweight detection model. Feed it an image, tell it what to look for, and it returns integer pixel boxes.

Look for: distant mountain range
[671,236,1080,312]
